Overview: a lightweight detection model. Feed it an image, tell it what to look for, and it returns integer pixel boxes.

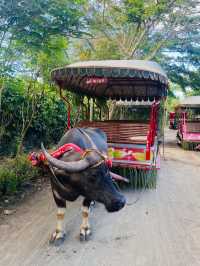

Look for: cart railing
[76,120,149,144]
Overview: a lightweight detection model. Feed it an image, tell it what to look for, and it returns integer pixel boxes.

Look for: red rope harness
[28,143,112,168]
[28,143,83,166]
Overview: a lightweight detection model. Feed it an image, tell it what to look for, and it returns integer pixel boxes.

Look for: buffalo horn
[41,143,93,173]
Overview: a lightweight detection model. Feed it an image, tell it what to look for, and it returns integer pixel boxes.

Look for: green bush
[0,154,39,196]
[0,78,69,155]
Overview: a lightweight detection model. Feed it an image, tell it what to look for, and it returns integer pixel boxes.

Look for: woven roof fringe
[52,60,168,101]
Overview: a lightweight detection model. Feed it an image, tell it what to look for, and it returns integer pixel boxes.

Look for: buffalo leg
[50,189,66,245]
[80,198,92,241]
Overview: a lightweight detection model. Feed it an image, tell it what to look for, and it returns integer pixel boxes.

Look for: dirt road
[1,129,200,266]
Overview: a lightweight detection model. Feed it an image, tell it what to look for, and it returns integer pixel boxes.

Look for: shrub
[0,154,39,196]
[0,78,69,156]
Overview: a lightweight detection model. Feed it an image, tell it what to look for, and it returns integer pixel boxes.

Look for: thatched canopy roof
[52,60,168,101]
[179,96,200,108]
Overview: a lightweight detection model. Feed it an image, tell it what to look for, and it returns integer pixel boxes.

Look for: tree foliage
[0,0,86,75]
[75,0,200,94]
[0,0,199,156]
[0,78,68,155]
[0,0,87,155]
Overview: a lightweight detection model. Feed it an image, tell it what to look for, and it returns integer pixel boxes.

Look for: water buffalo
[41,127,126,244]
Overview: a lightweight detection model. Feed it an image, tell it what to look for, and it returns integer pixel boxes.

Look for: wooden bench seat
[76,120,149,144]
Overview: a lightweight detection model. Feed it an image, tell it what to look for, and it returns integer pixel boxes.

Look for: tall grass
[113,167,157,190]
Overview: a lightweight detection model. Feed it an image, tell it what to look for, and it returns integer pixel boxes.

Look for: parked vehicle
[51,60,168,186]
[176,96,200,150]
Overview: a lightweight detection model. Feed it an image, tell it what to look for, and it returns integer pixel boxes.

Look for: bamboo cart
[52,60,168,187]
[176,96,200,150]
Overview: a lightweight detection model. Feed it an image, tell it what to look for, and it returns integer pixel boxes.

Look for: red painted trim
[146,101,159,160]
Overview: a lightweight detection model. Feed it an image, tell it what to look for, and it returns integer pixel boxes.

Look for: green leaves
[0,154,39,196]
[124,0,145,24]
[0,0,86,48]
[85,0,200,94]
[0,77,69,156]
[0,0,86,76]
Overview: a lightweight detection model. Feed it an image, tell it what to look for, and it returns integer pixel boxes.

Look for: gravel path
[1,129,200,266]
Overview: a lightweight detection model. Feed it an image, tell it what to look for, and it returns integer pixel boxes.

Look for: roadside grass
[0,154,39,197]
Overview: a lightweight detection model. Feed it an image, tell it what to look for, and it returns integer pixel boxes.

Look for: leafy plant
[0,154,39,196]
[0,78,70,155]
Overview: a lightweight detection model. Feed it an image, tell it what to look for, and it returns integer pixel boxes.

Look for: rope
[48,164,71,194]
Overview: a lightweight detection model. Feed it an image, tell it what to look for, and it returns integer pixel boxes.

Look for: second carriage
[176,96,200,150]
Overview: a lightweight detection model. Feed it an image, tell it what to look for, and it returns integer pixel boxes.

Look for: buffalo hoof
[80,228,91,241]
[49,231,66,246]
[90,201,95,208]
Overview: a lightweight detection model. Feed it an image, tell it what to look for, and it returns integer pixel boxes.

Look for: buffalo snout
[106,194,126,212]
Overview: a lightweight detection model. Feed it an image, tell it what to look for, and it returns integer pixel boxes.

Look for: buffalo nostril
[118,198,126,208]
[106,196,126,212]
[121,197,126,207]
[115,196,126,210]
